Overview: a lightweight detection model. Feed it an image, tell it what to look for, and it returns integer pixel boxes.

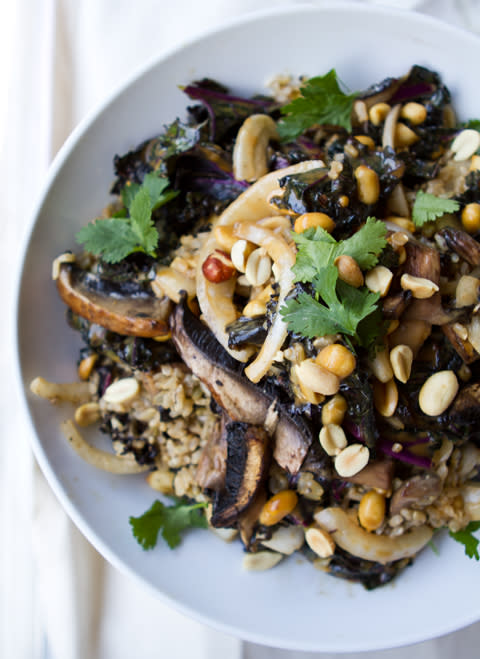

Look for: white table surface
[3,1,480,658]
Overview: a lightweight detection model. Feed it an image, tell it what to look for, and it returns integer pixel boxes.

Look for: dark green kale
[67,311,178,372]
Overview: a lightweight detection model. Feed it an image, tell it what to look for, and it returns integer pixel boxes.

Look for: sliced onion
[315,507,433,565]
[195,232,253,362]
[61,419,150,474]
[217,160,325,227]
[382,104,401,150]
[234,222,296,383]
[30,377,94,404]
[152,266,196,303]
[196,161,323,362]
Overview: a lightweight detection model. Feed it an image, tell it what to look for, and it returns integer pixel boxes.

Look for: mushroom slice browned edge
[390,472,442,516]
[56,263,171,338]
[169,300,312,474]
[210,421,270,528]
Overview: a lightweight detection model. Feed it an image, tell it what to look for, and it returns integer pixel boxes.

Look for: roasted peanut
[365,265,393,297]
[259,490,298,526]
[315,343,356,379]
[401,273,439,299]
[369,347,394,383]
[354,135,375,149]
[230,239,255,273]
[242,551,283,571]
[202,250,235,283]
[78,354,98,380]
[395,123,419,147]
[354,165,380,205]
[294,212,335,234]
[461,203,480,234]
[244,248,272,286]
[296,473,324,502]
[319,423,347,456]
[386,216,416,233]
[321,394,348,426]
[400,102,427,125]
[102,377,140,406]
[373,378,398,417]
[451,129,480,161]
[305,527,335,558]
[74,402,101,427]
[242,299,267,317]
[418,370,459,416]
[334,444,370,477]
[358,490,386,531]
[455,275,480,307]
[334,254,364,288]
[470,155,480,171]
[295,359,340,396]
[369,102,391,126]
[390,344,413,383]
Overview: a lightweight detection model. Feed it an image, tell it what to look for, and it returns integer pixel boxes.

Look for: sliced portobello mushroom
[210,421,270,528]
[382,290,412,320]
[238,487,268,549]
[56,263,171,338]
[195,416,227,491]
[442,322,479,364]
[448,382,480,426]
[439,227,480,266]
[390,472,442,516]
[345,459,394,491]
[170,301,312,474]
[403,239,441,282]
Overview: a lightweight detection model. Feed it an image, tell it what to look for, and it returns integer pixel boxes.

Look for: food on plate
[31,66,480,588]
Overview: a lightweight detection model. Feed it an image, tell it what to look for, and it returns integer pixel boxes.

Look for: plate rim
[13,2,480,651]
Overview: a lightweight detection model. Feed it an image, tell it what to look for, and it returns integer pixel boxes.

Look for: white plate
[15,2,480,652]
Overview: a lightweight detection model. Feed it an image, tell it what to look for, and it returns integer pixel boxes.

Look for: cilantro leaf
[281,290,347,337]
[281,266,381,340]
[338,217,388,270]
[291,217,387,283]
[291,227,337,282]
[412,191,460,227]
[281,218,387,343]
[449,521,480,560]
[75,218,140,263]
[463,119,480,131]
[76,171,178,263]
[129,498,208,550]
[278,70,358,142]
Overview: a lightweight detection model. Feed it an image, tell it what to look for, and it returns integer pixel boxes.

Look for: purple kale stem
[379,439,432,470]
[183,84,269,107]
[390,82,433,104]
[183,86,216,140]
[343,420,362,441]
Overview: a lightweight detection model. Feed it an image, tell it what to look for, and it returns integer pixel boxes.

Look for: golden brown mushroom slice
[56,263,171,337]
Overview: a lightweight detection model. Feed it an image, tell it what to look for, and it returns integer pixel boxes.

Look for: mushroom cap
[56,263,171,338]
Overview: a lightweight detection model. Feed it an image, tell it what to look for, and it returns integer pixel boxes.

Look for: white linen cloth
[3,1,480,658]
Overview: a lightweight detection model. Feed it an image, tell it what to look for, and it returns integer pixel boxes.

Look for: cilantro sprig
[278,70,358,142]
[449,521,480,560]
[280,218,387,345]
[412,191,460,228]
[129,498,208,550]
[76,172,178,263]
